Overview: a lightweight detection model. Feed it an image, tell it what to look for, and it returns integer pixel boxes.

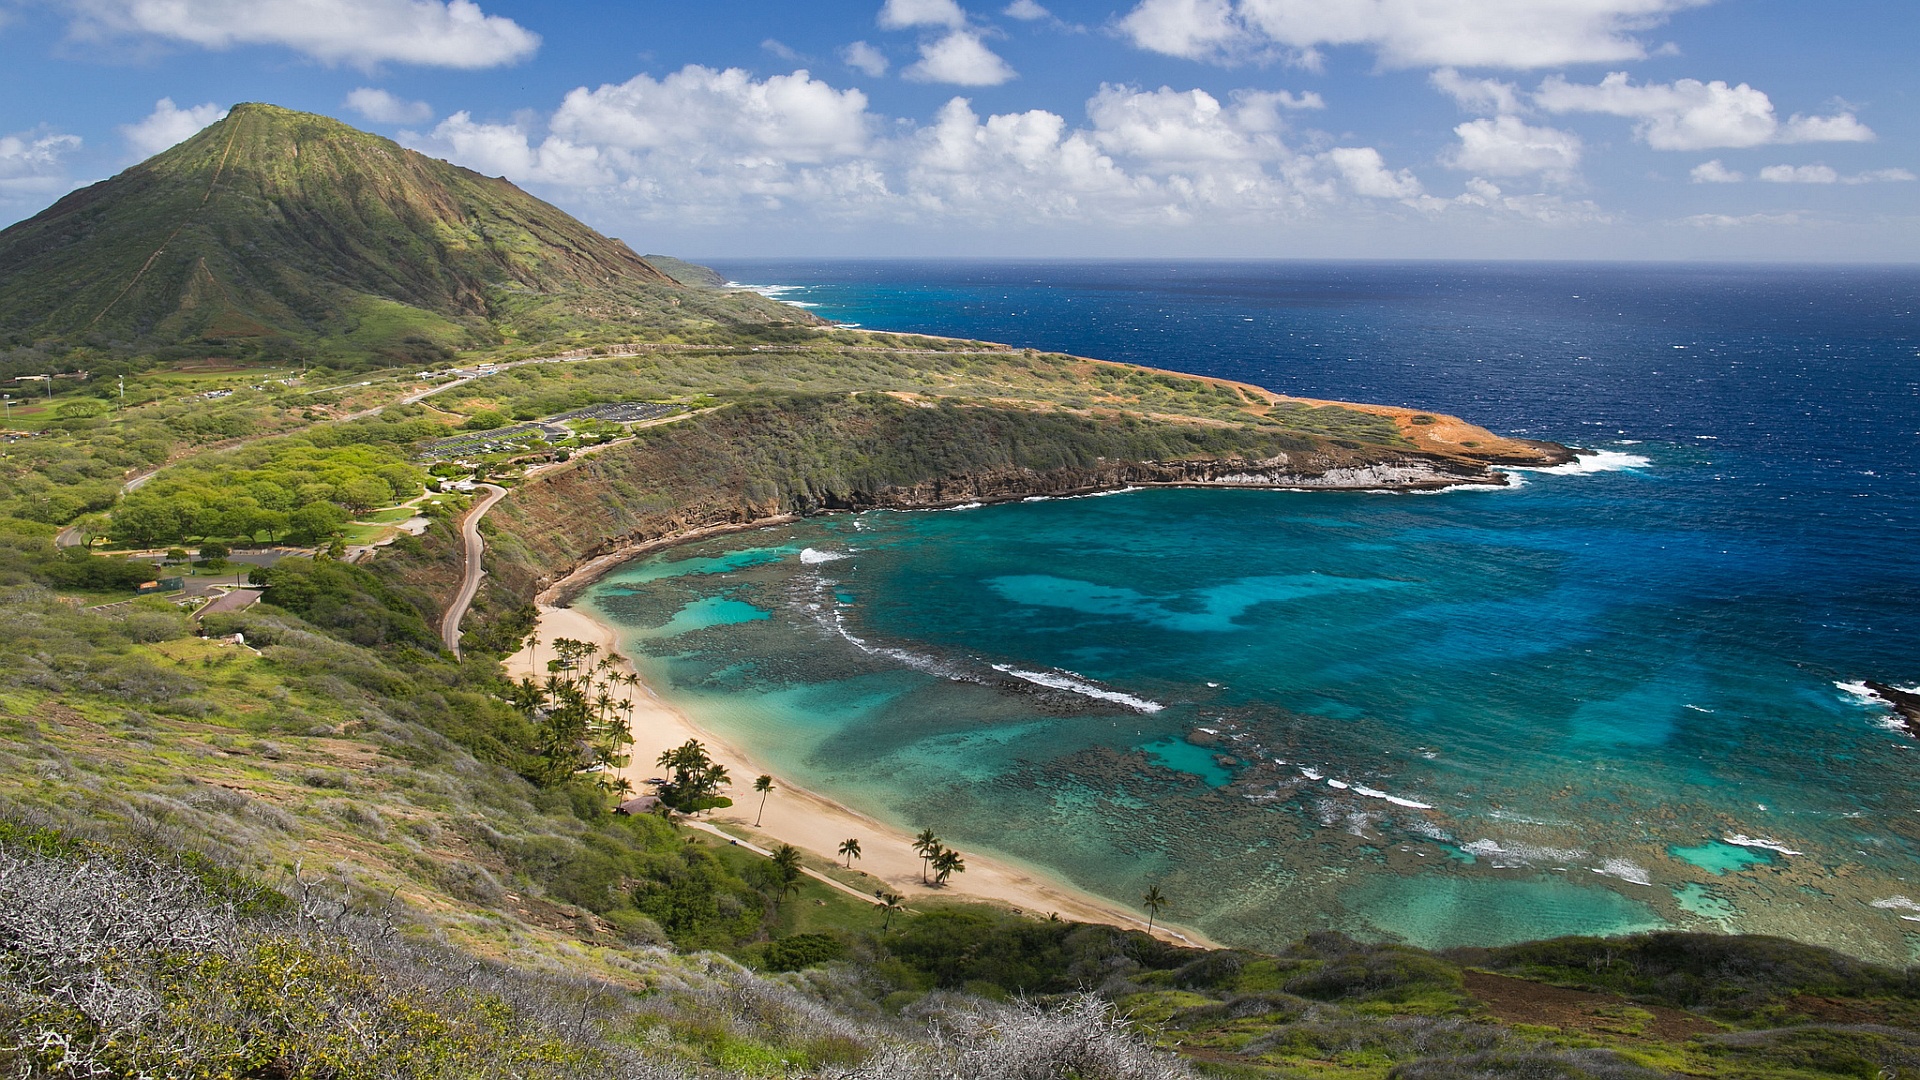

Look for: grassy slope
[0,104,811,364]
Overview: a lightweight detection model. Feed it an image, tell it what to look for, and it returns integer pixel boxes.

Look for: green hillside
[0,103,809,366]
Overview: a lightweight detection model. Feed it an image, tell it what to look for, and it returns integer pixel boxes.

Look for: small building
[615,795,661,816]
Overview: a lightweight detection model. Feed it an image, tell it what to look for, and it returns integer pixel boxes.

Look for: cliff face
[478,393,1539,603]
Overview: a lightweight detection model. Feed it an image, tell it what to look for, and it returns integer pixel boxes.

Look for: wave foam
[990,664,1165,713]
[1511,449,1652,476]
[1020,486,1143,504]
[799,548,849,565]
[1591,858,1653,886]
[1871,896,1920,912]
[1723,834,1802,856]
[1350,784,1435,810]
[1463,839,1589,867]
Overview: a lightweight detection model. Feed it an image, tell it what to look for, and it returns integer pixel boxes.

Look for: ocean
[584,261,1920,961]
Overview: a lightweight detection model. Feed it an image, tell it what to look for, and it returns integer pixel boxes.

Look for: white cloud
[120,98,227,158]
[762,39,805,63]
[0,129,83,217]
[879,0,968,29]
[1117,0,1708,69]
[1324,147,1423,199]
[1688,160,1914,185]
[1443,116,1582,178]
[1086,85,1288,163]
[1536,73,1874,151]
[550,67,875,163]
[345,87,433,125]
[1757,164,1838,184]
[1444,176,1611,224]
[1430,69,1524,115]
[70,0,539,69]
[1689,159,1742,183]
[904,31,1016,86]
[0,129,82,187]
[841,40,890,76]
[1684,211,1802,228]
[1116,0,1248,64]
[410,69,1528,233]
[410,113,611,186]
[1004,0,1050,19]
[1779,113,1875,144]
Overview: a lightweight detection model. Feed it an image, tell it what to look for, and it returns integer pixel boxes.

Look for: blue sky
[1,0,1914,260]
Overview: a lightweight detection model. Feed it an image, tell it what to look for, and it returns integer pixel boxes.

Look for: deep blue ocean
[587,262,1920,959]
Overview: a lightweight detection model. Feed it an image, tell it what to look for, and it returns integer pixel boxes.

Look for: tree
[880,892,905,929]
[931,847,965,887]
[838,838,862,868]
[1142,885,1167,934]
[287,502,348,544]
[753,774,775,827]
[913,829,941,884]
[653,739,731,815]
[338,475,394,516]
[770,844,804,905]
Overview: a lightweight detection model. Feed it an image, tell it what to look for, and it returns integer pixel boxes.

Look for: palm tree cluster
[505,636,637,790]
[653,739,732,816]
[911,829,966,887]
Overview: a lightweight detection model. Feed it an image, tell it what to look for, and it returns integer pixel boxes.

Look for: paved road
[682,820,889,908]
[440,483,507,658]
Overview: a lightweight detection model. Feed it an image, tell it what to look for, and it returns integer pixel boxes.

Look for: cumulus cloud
[1117,0,1708,69]
[762,38,805,62]
[1324,147,1422,199]
[1689,159,1742,183]
[841,40,890,76]
[0,128,83,217]
[1444,176,1612,224]
[1086,85,1292,162]
[120,98,226,158]
[410,67,1471,232]
[1685,160,1910,185]
[1004,0,1050,18]
[879,0,967,29]
[0,129,82,185]
[904,30,1016,85]
[1757,164,1837,184]
[1443,116,1582,178]
[68,0,539,69]
[344,87,433,124]
[1430,69,1525,115]
[1536,73,1874,151]
[549,67,874,163]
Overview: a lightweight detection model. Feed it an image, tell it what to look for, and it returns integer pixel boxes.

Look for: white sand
[504,604,1214,947]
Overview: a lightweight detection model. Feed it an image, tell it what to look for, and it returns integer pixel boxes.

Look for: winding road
[440,483,507,658]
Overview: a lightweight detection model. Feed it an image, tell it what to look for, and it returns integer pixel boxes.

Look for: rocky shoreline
[533,445,1573,605]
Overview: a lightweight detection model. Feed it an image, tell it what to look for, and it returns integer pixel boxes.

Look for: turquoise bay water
[583,263,1920,961]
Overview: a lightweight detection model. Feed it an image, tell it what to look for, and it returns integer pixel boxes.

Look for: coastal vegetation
[0,101,1904,1080]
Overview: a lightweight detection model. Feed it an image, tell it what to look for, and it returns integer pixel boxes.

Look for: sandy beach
[504,603,1216,948]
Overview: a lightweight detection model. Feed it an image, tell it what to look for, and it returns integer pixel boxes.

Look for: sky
[0,0,1915,261]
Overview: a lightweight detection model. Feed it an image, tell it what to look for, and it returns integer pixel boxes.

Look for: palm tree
[880,892,905,929]
[1142,885,1167,933]
[838,837,862,868]
[912,829,940,883]
[753,775,775,827]
[770,843,804,905]
[931,847,965,886]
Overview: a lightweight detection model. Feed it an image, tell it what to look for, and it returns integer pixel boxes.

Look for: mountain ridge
[0,103,809,363]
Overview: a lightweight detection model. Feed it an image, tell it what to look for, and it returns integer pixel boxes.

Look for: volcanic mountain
[0,103,806,361]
